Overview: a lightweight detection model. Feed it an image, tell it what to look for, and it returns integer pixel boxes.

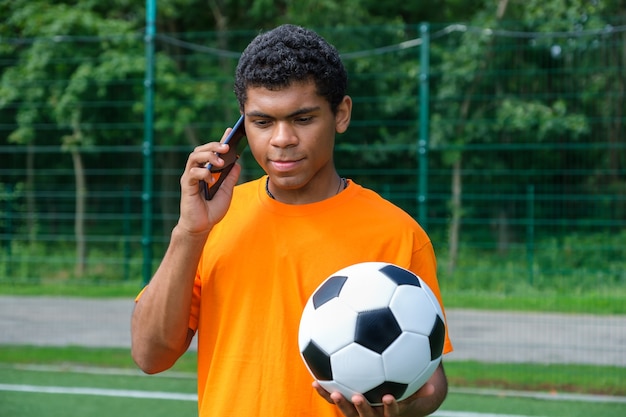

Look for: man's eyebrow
[245,110,271,118]
[287,107,321,117]
[245,106,321,119]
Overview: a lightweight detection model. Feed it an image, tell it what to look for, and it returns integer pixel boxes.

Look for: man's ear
[335,95,352,134]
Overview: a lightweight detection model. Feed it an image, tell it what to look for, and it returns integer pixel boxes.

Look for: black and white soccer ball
[298,262,446,405]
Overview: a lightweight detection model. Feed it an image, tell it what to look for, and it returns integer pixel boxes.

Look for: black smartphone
[200,115,248,200]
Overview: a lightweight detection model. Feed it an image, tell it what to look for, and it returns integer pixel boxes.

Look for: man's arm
[130,226,206,374]
[131,135,242,374]
[397,362,448,416]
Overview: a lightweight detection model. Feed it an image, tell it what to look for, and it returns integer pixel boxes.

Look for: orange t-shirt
[190,177,452,416]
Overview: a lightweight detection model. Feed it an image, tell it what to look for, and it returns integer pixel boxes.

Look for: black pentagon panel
[313,275,348,309]
[428,315,446,361]
[354,308,401,354]
[363,381,408,405]
[379,264,420,287]
[302,341,333,381]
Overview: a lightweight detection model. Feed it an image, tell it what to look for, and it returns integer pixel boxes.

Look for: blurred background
[0,1,625,416]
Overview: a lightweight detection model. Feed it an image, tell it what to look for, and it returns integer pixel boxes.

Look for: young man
[131,24,453,417]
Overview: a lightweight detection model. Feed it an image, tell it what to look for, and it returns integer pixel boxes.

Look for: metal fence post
[418,22,430,229]
[142,0,156,285]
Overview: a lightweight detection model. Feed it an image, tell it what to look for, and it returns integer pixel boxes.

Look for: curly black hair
[234,24,348,114]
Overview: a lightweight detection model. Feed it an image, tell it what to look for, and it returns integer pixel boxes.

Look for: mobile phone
[200,115,248,200]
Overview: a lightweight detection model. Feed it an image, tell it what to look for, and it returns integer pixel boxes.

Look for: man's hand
[177,128,242,235]
[313,381,434,417]
[313,363,447,417]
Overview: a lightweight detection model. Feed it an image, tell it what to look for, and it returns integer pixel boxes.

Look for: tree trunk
[25,141,37,244]
[71,149,87,277]
[608,53,624,182]
[447,158,462,274]
[446,0,510,273]
[159,148,181,237]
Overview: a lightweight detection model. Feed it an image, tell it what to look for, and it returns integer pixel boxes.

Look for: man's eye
[253,120,271,127]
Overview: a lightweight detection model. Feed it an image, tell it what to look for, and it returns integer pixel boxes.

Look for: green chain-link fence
[1,23,625,311]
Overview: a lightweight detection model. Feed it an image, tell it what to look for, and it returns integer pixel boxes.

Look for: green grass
[0,346,196,373]
[0,364,197,417]
[0,366,195,393]
[3,373,623,417]
[444,361,626,396]
[0,391,197,417]
[0,281,143,298]
[1,346,624,417]
[442,289,626,315]
[3,229,626,315]
[1,346,624,397]
[442,392,626,417]
[2,281,624,314]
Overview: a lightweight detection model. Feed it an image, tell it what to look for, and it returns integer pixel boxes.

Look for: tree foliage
[0,0,624,278]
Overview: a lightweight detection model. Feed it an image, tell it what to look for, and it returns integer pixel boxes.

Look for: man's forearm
[131,225,207,373]
[405,363,448,416]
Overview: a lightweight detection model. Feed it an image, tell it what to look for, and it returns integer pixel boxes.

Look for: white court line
[450,387,626,404]
[0,384,539,417]
[6,363,195,379]
[2,382,625,417]
[0,383,196,401]
[7,365,626,404]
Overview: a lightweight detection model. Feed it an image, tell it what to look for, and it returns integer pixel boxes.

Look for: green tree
[0,0,144,276]
[2,0,624,282]
[429,0,611,272]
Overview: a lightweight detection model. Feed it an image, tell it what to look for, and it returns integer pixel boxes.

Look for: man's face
[243,80,351,203]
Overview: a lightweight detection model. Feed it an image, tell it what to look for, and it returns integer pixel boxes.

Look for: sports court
[1,363,624,417]
[1,296,625,416]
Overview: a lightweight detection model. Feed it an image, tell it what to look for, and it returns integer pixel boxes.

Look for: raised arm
[131,132,241,373]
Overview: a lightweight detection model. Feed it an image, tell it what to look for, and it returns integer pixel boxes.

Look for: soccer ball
[298,262,445,405]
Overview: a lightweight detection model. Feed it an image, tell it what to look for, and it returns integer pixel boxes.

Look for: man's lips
[270,159,302,172]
